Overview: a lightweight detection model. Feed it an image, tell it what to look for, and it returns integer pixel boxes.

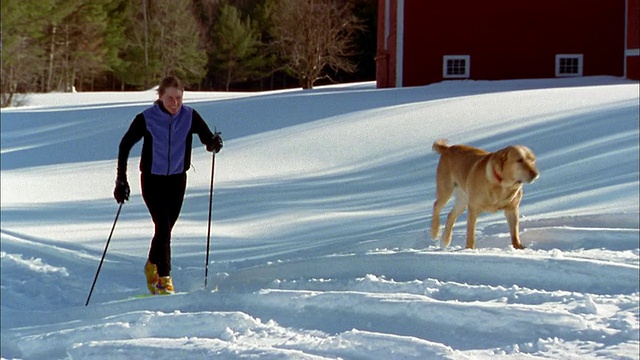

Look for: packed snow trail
[1,78,638,359]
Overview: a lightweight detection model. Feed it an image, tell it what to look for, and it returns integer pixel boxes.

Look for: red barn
[376,0,640,88]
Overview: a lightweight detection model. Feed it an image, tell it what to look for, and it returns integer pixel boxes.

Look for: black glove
[114,179,130,204]
[206,133,223,153]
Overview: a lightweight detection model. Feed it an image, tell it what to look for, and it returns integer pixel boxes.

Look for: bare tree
[120,0,206,89]
[271,0,364,89]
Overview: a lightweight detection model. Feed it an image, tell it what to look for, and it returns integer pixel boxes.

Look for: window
[556,54,583,77]
[443,55,470,78]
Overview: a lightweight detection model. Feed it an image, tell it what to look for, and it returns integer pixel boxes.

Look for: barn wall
[376,0,398,88]
[400,0,626,87]
[626,0,640,79]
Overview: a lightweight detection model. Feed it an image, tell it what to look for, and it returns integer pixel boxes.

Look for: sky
[1,76,639,359]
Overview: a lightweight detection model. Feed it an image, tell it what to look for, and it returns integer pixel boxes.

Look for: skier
[113,75,223,295]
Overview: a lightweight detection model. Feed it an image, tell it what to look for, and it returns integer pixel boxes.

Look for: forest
[1,0,377,107]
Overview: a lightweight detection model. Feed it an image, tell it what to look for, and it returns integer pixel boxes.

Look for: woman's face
[160,87,183,115]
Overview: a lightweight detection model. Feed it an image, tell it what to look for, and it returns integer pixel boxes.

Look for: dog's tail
[432,139,449,154]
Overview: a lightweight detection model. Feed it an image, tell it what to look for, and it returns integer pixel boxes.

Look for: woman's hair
[157,76,185,96]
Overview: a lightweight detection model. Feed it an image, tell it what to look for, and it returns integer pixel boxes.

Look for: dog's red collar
[493,167,503,183]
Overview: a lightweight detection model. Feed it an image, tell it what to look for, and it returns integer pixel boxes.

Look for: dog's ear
[495,149,509,170]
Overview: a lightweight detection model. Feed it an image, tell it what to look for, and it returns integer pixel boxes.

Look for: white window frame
[555,54,584,77]
[443,55,470,79]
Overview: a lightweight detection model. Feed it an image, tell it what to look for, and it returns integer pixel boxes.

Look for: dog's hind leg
[431,177,454,240]
[465,207,480,249]
[441,188,467,248]
[431,199,446,240]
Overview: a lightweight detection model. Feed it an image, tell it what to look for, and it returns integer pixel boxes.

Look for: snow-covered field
[1,77,638,359]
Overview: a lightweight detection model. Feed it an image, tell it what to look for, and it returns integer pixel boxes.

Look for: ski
[107,292,183,303]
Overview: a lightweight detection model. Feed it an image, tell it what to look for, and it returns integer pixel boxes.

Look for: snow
[1,76,638,359]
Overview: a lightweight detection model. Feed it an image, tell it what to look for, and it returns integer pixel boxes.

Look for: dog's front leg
[505,207,525,249]
[465,208,480,249]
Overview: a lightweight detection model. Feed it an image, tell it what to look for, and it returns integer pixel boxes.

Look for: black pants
[141,172,187,277]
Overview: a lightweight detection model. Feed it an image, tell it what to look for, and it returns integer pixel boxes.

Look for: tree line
[1,0,377,107]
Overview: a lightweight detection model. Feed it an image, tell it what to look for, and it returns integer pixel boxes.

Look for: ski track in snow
[1,77,639,359]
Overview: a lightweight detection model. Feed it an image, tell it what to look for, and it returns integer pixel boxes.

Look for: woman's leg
[142,173,186,277]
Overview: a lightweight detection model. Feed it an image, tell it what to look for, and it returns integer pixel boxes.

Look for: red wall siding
[627,0,640,80]
[628,0,640,49]
[376,0,398,88]
[402,0,626,87]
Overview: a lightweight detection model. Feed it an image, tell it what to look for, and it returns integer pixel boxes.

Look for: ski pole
[204,148,217,289]
[85,202,123,306]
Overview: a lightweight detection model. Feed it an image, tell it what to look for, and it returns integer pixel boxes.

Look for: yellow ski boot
[155,276,175,295]
[144,260,158,295]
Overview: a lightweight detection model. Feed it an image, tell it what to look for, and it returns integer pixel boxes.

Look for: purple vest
[142,104,194,175]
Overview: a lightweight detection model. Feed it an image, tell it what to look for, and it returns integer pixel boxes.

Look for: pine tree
[41,0,85,92]
[210,3,262,90]
[122,0,207,89]
[102,0,131,90]
[60,0,117,92]
[1,0,55,105]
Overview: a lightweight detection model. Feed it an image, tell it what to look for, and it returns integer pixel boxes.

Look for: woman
[114,76,223,295]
